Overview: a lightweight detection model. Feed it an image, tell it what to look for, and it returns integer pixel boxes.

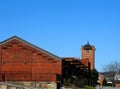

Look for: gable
[0,36,61,61]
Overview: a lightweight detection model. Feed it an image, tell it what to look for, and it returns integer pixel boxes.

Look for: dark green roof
[84,42,92,50]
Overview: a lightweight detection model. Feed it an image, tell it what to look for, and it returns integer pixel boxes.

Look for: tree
[89,69,98,87]
[103,61,120,72]
[102,61,120,85]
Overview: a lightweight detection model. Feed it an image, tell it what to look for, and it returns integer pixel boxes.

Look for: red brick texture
[81,46,95,70]
[115,83,120,87]
[0,38,61,82]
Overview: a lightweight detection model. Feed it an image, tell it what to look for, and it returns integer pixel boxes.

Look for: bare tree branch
[102,61,120,84]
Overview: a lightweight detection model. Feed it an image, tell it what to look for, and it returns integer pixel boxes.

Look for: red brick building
[0,36,61,83]
[62,42,96,79]
[98,74,105,86]
[81,42,96,70]
[0,36,96,88]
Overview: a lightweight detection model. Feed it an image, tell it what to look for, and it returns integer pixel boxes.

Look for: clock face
[86,50,89,54]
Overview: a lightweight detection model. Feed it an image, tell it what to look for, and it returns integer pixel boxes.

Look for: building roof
[114,71,120,81]
[84,42,92,50]
[0,36,61,61]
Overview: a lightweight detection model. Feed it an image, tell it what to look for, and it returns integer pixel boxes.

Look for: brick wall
[81,46,95,70]
[0,38,61,82]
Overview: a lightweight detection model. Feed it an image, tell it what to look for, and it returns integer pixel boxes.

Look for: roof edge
[0,36,61,61]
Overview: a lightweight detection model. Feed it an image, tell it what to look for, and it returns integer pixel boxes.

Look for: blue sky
[0,0,120,72]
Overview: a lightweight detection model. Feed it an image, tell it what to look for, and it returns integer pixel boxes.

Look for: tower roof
[84,42,92,50]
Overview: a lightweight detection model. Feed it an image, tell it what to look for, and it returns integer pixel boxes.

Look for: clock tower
[81,42,95,70]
